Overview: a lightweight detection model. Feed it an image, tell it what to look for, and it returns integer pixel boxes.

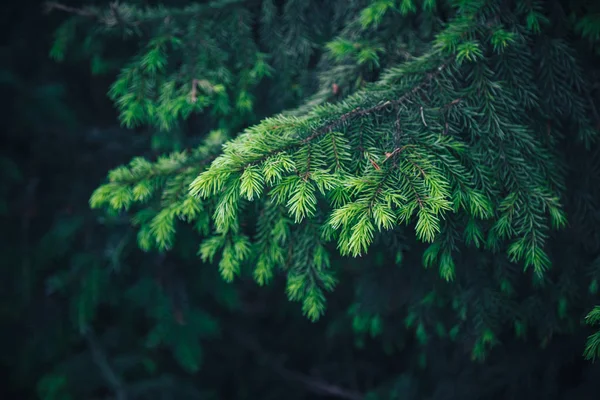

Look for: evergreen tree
[17,0,600,398]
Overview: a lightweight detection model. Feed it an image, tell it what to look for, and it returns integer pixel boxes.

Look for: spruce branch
[205,61,448,176]
[76,0,593,333]
[304,64,446,142]
[111,153,217,186]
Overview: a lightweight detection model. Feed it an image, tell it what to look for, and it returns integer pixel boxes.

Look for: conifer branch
[63,0,600,363]
[112,153,217,186]
[305,65,446,142]
[237,62,447,172]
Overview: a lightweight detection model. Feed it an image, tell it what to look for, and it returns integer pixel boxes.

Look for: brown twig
[383,145,411,163]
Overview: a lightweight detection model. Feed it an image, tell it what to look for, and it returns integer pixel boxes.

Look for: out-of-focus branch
[44,0,252,28]
[231,330,364,400]
[44,2,100,18]
[83,328,127,400]
[44,1,127,28]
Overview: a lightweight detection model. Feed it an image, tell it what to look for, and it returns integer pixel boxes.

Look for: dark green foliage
[82,0,599,330]
[4,0,600,399]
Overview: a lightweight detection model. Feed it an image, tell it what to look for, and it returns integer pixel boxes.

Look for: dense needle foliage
[3,0,600,399]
